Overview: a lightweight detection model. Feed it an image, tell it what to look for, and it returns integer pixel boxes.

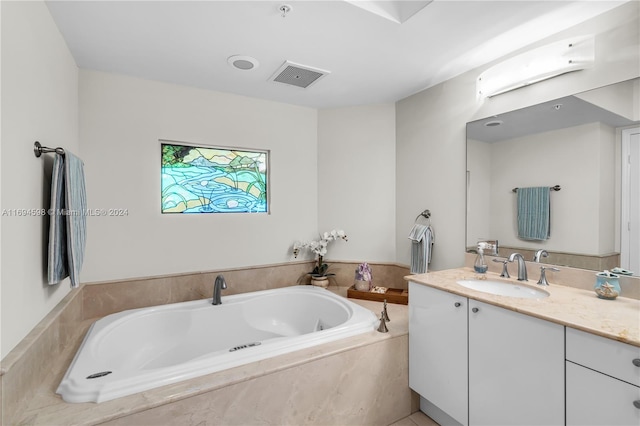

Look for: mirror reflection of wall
[466,78,639,275]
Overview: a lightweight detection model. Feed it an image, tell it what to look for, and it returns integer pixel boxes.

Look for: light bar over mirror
[478,35,595,99]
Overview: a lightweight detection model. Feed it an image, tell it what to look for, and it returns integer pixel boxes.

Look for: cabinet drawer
[566,327,640,386]
[566,361,640,426]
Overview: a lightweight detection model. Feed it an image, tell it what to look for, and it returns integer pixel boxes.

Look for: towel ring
[415,209,431,224]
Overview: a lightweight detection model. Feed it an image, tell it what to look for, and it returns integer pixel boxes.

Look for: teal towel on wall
[517,187,550,241]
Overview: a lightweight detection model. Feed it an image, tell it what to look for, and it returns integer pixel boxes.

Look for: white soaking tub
[56,285,377,403]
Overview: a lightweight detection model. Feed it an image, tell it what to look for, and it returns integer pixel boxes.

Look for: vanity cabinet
[409,282,564,426]
[468,299,564,425]
[409,282,468,424]
[566,327,640,426]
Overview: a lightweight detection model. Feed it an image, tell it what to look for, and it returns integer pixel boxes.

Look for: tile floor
[390,411,439,426]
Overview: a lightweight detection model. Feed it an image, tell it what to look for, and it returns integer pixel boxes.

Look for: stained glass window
[161,141,268,214]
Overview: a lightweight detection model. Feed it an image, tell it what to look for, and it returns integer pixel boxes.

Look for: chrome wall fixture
[34,141,65,157]
[512,185,561,193]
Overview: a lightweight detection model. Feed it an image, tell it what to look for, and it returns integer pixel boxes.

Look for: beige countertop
[407,268,640,347]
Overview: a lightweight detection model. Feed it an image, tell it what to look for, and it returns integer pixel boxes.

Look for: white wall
[466,138,492,248]
[1,1,79,358]
[396,1,640,270]
[79,70,318,282]
[317,105,396,263]
[575,78,639,122]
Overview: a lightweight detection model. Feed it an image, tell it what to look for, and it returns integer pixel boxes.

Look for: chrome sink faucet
[212,274,227,305]
[508,253,528,281]
[533,249,549,263]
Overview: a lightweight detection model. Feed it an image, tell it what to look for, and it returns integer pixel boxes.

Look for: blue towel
[517,187,550,241]
[408,224,434,274]
[48,151,87,288]
[48,155,68,284]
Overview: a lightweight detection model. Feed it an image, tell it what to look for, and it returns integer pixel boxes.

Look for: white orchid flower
[291,230,348,276]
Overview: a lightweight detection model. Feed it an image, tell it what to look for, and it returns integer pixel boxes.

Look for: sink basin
[457,279,550,299]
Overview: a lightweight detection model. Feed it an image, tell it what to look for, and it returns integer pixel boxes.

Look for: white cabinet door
[566,327,640,387]
[567,361,640,426]
[468,300,564,426]
[409,282,468,425]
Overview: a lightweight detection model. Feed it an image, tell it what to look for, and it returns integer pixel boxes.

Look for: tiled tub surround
[1,261,413,425]
[83,261,410,320]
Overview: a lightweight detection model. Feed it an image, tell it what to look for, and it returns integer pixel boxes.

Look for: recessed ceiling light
[484,120,503,127]
[227,55,259,71]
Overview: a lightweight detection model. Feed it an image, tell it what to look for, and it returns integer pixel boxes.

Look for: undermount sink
[457,279,550,299]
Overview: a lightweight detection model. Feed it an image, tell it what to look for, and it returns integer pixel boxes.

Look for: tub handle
[377,311,388,333]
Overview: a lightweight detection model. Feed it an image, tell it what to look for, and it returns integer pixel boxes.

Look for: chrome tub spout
[212,275,227,305]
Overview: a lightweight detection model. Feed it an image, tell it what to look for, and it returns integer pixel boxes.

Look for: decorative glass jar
[594,271,621,300]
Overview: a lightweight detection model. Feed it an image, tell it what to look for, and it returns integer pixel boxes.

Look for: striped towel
[48,151,87,288]
[408,224,434,274]
[47,155,68,284]
[517,187,550,241]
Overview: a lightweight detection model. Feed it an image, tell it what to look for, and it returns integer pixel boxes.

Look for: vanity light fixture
[477,35,594,99]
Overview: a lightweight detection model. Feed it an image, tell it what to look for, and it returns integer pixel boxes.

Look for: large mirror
[466,78,639,275]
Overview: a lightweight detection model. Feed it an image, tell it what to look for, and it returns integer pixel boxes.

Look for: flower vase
[310,276,329,288]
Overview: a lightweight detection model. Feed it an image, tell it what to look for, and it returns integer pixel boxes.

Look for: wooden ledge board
[347,285,408,305]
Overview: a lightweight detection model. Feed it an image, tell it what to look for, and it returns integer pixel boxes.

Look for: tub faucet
[212,275,227,305]
[533,249,549,263]
[508,253,528,281]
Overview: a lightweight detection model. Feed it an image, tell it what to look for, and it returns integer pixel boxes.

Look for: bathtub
[56,285,378,403]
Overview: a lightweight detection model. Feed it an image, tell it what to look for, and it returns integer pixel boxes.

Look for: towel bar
[512,185,560,193]
[34,141,65,157]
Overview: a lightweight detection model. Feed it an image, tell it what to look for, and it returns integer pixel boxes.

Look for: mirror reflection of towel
[517,187,550,241]
[409,224,434,274]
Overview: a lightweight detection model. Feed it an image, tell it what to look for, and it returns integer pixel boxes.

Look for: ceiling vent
[270,61,330,89]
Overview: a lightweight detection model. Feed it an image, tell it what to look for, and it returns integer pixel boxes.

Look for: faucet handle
[382,299,390,322]
[537,266,560,286]
[492,258,510,278]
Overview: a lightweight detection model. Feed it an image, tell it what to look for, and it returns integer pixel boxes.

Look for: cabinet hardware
[455,302,461,307]
[633,359,640,367]
[634,400,640,409]
[472,307,479,313]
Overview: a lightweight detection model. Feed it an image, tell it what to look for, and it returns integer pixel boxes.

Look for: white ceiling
[46,1,626,109]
